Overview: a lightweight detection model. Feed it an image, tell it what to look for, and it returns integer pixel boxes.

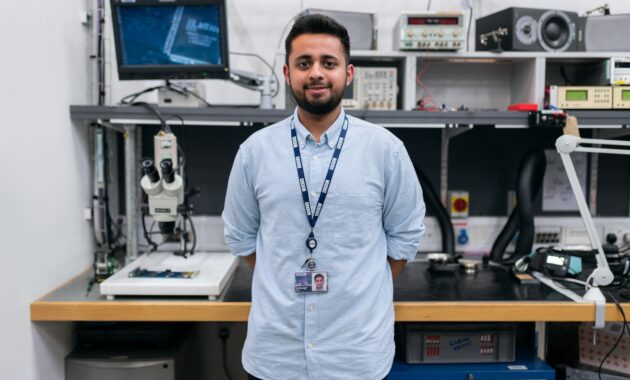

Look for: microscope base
[100,251,237,299]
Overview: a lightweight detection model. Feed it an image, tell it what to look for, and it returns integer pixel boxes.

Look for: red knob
[453,198,468,212]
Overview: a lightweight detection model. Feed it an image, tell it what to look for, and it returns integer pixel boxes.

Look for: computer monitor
[110,0,230,80]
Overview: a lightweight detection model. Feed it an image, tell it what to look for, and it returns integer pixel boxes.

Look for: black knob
[142,159,160,183]
[606,233,618,245]
[161,159,175,184]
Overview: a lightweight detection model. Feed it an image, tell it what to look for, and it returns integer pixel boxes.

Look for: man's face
[314,275,325,290]
[283,33,354,115]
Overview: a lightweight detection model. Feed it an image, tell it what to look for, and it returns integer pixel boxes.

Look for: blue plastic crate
[389,355,555,380]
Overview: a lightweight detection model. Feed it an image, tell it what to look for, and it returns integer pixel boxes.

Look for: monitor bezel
[110,0,230,80]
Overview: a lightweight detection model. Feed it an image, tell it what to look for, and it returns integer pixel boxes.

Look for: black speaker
[476,7,578,52]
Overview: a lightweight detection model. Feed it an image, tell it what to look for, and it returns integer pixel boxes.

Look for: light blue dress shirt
[222,108,425,380]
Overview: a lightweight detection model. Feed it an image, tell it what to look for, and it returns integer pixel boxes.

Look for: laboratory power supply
[396,11,465,51]
[548,85,630,109]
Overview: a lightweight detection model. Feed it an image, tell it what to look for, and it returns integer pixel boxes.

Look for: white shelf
[351,50,630,111]
[353,50,630,59]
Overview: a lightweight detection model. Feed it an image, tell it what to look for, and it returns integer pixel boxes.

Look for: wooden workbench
[31,260,630,322]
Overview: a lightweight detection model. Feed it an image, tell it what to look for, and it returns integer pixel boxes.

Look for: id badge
[295,271,328,293]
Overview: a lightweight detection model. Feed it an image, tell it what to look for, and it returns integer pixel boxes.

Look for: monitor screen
[111,0,229,80]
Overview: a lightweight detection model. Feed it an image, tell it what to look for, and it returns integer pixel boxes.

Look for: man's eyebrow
[293,54,313,61]
[293,54,340,61]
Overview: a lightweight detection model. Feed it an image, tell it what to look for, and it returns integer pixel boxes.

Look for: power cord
[119,81,214,107]
[141,209,159,252]
[218,327,233,380]
[597,290,630,380]
[130,101,171,133]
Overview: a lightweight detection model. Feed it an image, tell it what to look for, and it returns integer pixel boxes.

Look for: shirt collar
[292,107,346,149]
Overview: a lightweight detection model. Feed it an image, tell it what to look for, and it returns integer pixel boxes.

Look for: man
[222,14,425,380]
[313,273,326,292]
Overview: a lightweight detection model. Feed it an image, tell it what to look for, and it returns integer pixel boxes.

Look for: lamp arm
[556,135,617,287]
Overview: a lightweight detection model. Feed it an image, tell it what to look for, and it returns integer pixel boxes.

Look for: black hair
[314,273,324,280]
[285,14,351,65]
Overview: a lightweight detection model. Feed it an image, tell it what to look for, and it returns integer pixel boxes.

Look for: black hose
[490,149,546,264]
[415,165,455,255]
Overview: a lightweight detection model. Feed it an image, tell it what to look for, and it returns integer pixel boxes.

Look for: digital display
[565,90,588,101]
[623,90,630,101]
[614,62,630,68]
[117,5,223,66]
[546,255,566,266]
[111,0,230,80]
[408,17,459,25]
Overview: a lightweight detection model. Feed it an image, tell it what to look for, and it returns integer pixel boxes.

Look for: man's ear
[283,64,290,84]
[346,64,354,86]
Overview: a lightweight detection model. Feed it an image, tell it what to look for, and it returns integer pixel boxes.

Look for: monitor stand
[158,80,208,107]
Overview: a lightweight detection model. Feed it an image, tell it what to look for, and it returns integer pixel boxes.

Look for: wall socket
[418,216,630,256]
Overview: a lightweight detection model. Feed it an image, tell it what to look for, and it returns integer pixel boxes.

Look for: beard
[288,78,346,115]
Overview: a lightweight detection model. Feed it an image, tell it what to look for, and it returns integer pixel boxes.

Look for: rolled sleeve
[383,142,426,261]
[222,146,259,256]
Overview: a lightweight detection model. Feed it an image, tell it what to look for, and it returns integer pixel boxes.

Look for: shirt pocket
[332,194,382,249]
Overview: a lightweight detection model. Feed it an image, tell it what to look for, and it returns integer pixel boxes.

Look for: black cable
[120,81,214,107]
[598,291,630,380]
[414,165,455,255]
[219,328,233,380]
[164,115,187,174]
[141,212,159,252]
[560,66,575,86]
[119,85,164,105]
[490,148,546,265]
[130,101,171,133]
[165,81,214,108]
[230,51,280,97]
[187,213,197,255]
[180,213,188,257]
[96,0,105,105]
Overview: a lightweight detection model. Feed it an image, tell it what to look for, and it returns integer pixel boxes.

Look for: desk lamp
[532,116,620,328]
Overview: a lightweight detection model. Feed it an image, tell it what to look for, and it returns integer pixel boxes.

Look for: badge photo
[311,272,328,292]
[295,271,328,293]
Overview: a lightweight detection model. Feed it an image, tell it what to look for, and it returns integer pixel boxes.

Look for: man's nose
[308,63,325,80]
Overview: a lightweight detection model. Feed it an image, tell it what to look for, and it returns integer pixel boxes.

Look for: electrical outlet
[534,227,561,244]
[564,226,593,246]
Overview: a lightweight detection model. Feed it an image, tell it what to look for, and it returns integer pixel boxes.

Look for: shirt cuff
[387,236,422,261]
[226,239,256,257]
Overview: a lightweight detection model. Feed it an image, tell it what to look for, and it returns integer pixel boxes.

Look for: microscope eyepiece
[142,159,160,183]
[161,159,175,183]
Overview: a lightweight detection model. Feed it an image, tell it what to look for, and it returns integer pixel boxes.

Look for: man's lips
[305,85,331,95]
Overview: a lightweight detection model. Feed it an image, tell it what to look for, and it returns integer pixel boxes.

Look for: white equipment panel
[100,252,237,300]
[342,67,397,110]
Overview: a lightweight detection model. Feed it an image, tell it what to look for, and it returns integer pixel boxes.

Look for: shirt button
[314,155,319,160]
[307,342,314,349]
[311,191,317,197]
[308,304,315,312]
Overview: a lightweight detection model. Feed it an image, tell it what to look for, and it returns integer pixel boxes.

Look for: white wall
[2,1,630,380]
[0,0,93,379]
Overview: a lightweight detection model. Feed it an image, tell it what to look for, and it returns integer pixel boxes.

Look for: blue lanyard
[291,115,349,252]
